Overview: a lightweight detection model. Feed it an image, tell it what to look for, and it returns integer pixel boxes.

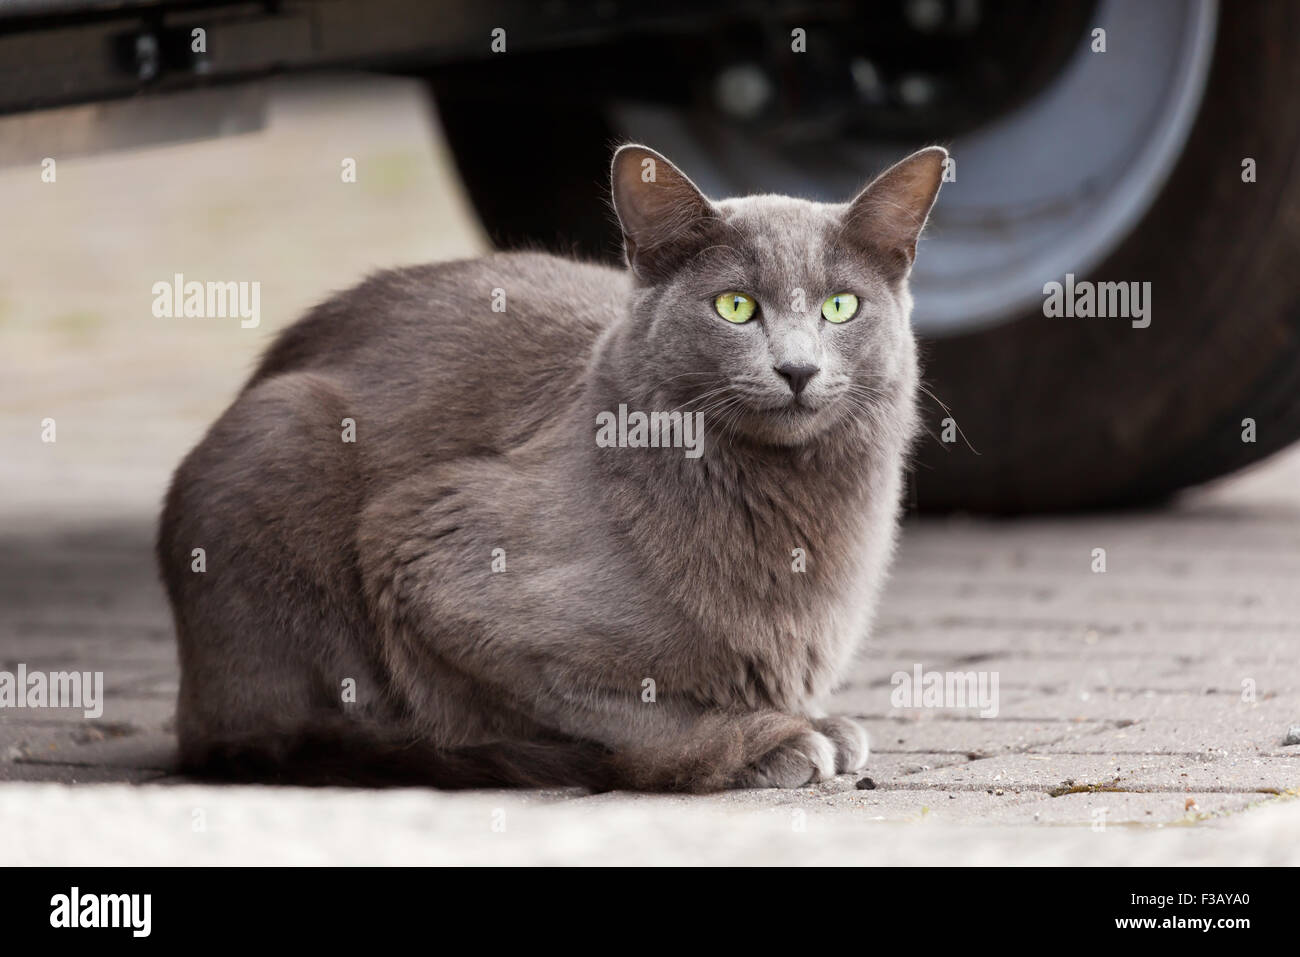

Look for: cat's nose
[774,362,819,397]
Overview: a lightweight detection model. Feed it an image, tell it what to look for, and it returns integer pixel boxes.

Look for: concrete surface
[2,75,1299,865]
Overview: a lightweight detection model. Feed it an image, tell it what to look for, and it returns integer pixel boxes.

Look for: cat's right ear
[611,144,718,282]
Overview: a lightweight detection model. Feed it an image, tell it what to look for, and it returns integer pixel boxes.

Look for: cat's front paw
[813,715,869,774]
[734,729,837,788]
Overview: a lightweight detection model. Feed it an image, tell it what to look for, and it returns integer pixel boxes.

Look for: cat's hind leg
[159,371,392,769]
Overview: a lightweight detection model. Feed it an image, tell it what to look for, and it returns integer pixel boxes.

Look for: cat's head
[609,143,945,448]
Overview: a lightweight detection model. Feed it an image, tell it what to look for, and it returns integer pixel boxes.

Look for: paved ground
[2,76,1298,865]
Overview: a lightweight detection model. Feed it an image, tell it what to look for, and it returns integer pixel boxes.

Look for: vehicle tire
[434,0,1300,512]
[909,0,1300,511]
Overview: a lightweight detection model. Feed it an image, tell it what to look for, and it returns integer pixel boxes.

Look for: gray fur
[157,144,947,790]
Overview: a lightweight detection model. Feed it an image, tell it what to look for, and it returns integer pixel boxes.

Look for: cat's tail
[180,719,619,790]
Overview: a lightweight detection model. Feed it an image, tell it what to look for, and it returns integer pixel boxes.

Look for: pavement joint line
[869,782,1294,794]
[883,618,1300,635]
[13,759,175,772]
[850,714,1138,724]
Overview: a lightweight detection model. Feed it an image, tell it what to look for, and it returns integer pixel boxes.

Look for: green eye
[715,292,757,323]
[821,292,859,323]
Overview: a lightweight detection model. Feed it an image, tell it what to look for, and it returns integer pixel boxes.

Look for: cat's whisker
[673,386,735,413]
[915,383,980,455]
[838,393,890,439]
[702,394,745,420]
[705,396,745,447]
[698,397,744,423]
[841,386,892,411]
[844,384,890,399]
[702,409,741,441]
[840,403,877,438]
[657,371,719,385]
[723,399,754,446]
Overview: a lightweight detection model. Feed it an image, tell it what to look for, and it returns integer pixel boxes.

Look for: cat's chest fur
[578,421,901,711]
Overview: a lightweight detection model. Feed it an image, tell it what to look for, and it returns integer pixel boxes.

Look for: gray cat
[157,144,946,790]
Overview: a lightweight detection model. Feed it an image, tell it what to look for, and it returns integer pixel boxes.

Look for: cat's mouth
[700,389,837,444]
[723,394,836,447]
[752,396,821,416]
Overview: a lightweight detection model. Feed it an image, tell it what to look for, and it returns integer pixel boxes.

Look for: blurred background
[3,0,1300,525]
[1,73,486,535]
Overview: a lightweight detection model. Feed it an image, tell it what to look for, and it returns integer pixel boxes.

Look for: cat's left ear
[611,144,718,282]
[841,146,948,277]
